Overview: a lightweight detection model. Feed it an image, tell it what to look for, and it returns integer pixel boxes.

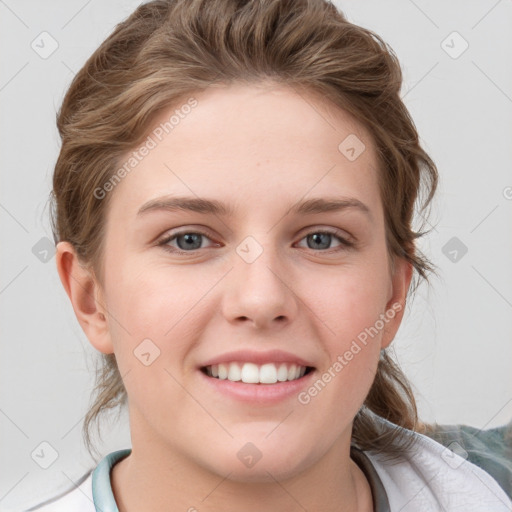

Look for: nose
[221,236,298,330]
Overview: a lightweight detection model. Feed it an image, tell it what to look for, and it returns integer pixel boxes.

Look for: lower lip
[199,368,316,404]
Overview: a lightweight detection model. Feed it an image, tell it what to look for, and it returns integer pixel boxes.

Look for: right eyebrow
[137,196,234,217]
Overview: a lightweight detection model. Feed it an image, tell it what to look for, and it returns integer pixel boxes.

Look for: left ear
[380,256,413,349]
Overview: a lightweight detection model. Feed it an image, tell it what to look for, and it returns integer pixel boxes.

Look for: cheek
[102,267,198,416]
[103,262,194,366]
[106,256,198,330]
[310,265,389,341]
[305,266,387,397]
[319,348,380,431]
[302,285,383,421]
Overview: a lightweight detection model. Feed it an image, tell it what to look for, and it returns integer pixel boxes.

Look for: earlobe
[55,241,114,354]
[380,257,413,350]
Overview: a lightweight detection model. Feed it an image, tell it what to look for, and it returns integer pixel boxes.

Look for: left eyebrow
[137,195,372,220]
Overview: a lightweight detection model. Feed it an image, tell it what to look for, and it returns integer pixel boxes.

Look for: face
[88,82,410,482]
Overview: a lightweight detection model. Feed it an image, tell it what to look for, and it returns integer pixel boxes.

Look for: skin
[56,82,412,512]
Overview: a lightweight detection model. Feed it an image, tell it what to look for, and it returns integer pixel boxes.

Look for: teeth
[277,363,289,382]
[259,363,277,384]
[218,363,228,380]
[228,362,242,381]
[205,362,309,384]
[241,362,260,383]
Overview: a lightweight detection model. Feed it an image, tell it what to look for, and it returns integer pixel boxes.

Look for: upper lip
[200,349,315,368]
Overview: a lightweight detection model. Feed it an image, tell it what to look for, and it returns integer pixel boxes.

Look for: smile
[202,362,314,384]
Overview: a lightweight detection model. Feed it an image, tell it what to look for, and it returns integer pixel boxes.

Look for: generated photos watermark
[93,97,198,200]
[298,301,403,405]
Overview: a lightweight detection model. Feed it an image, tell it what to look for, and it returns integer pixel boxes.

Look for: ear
[380,256,413,350]
[55,241,114,354]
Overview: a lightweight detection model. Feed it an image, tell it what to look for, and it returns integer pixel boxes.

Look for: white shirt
[24,417,512,512]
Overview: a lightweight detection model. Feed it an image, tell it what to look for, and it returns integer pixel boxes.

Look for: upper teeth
[205,362,307,384]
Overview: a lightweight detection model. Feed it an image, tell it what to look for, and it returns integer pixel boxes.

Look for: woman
[28,0,512,510]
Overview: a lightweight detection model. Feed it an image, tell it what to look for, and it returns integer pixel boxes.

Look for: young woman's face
[92,83,410,481]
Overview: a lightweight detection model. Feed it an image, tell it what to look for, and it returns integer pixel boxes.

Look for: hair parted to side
[50,0,438,461]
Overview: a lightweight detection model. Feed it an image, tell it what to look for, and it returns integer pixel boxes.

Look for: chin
[214,461,308,484]
[199,441,318,484]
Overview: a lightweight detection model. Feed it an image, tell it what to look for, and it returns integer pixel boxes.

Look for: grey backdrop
[1,0,511,510]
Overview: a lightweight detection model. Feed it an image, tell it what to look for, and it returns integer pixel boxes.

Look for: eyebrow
[137,195,372,219]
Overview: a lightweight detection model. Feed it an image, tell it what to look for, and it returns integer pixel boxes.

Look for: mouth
[200,362,315,384]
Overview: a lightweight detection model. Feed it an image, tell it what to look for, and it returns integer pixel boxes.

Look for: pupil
[179,233,201,250]
[310,233,329,250]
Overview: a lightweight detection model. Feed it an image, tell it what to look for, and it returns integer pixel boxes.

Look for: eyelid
[297,225,354,242]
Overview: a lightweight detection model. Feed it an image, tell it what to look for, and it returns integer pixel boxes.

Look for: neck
[111,431,373,512]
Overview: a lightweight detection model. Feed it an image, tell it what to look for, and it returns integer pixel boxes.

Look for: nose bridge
[235,232,285,291]
[226,232,295,325]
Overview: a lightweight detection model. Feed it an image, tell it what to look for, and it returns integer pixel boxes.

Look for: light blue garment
[92,448,131,512]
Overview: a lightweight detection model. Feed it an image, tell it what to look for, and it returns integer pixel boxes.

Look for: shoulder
[422,420,512,500]
[23,472,94,512]
[364,416,512,511]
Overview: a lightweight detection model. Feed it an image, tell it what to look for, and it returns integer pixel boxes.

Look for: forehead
[107,83,382,220]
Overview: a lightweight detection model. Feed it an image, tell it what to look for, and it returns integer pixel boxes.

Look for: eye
[157,227,354,255]
[296,229,354,252]
[157,229,218,254]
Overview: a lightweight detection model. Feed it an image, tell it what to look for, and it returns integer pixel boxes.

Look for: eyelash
[156,228,355,255]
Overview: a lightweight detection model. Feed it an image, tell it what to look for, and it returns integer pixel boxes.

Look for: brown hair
[50,0,438,461]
